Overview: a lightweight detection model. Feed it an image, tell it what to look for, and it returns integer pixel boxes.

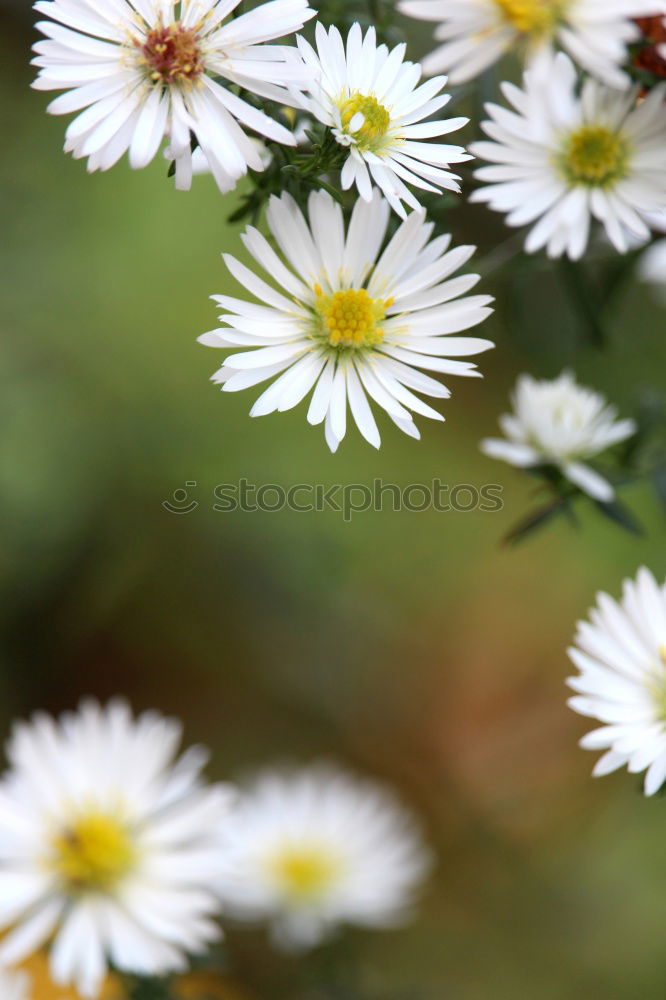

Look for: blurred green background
[3,7,666,999]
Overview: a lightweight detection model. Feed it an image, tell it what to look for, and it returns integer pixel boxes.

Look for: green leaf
[593,499,643,535]
[502,498,568,546]
[122,974,178,1000]
[557,257,607,349]
[316,178,346,204]
[652,462,666,509]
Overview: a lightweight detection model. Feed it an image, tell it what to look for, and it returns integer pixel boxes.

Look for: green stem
[367,0,381,22]
[558,257,607,350]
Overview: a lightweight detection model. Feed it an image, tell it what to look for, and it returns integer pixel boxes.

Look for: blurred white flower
[31,0,315,192]
[638,239,666,301]
[0,700,234,998]
[295,22,470,217]
[481,371,636,501]
[216,762,432,950]
[624,211,666,282]
[0,970,31,1000]
[469,53,666,259]
[567,567,666,796]
[199,189,494,452]
[397,0,663,88]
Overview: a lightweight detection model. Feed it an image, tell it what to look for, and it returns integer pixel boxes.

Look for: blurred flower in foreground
[0,700,234,998]
[397,0,659,87]
[567,567,666,796]
[0,969,31,1000]
[294,22,470,217]
[31,0,315,192]
[216,762,432,950]
[199,189,493,451]
[469,53,666,259]
[481,371,636,501]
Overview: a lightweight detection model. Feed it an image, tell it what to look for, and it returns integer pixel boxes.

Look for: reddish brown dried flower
[633,15,666,79]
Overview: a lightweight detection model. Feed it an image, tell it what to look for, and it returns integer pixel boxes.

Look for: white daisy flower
[199,189,494,452]
[480,371,636,501]
[294,22,470,218]
[31,0,315,192]
[0,970,31,1000]
[469,52,666,259]
[397,0,665,89]
[0,700,234,998]
[567,567,666,796]
[216,762,432,951]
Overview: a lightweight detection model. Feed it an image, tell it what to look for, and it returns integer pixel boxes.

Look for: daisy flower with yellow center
[31,0,315,192]
[0,700,234,998]
[294,22,470,218]
[216,763,432,950]
[397,0,666,89]
[199,189,494,452]
[469,52,666,259]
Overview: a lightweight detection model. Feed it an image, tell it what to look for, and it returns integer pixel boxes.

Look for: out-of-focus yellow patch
[266,842,342,902]
[494,0,565,37]
[50,812,135,893]
[174,971,252,999]
[22,953,252,1000]
[19,952,120,999]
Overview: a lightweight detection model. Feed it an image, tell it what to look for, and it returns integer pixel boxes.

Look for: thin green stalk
[558,257,607,350]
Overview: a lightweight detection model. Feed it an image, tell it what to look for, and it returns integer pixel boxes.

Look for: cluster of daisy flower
[0,700,431,997]
[31,0,504,450]
[23,4,666,983]
[31,0,666,459]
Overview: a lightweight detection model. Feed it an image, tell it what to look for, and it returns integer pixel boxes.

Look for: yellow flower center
[268,845,341,902]
[493,0,565,37]
[314,284,393,350]
[339,93,391,152]
[51,812,135,893]
[558,125,630,187]
[139,22,204,85]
